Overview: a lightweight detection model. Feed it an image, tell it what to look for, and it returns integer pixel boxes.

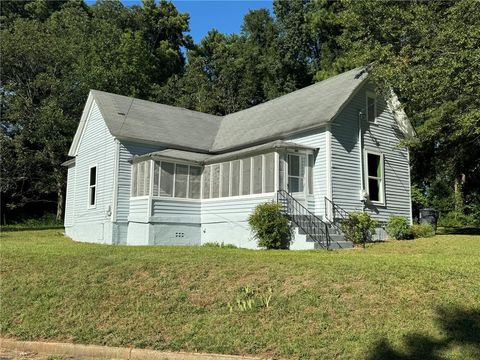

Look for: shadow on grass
[367,306,480,359]
[436,227,480,235]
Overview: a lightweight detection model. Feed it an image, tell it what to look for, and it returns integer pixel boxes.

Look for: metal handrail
[277,190,330,249]
[324,196,349,222]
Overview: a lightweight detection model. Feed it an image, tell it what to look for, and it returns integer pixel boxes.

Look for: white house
[63,67,415,249]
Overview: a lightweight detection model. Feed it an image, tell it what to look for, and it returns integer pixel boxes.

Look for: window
[211,164,220,198]
[159,162,174,197]
[288,154,305,193]
[365,152,384,203]
[241,158,251,195]
[202,165,211,199]
[367,93,377,123]
[188,166,202,199]
[231,160,240,196]
[252,155,263,194]
[88,166,97,207]
[174,164,188,198]
[221,162,230,197]
[264,153,275,193]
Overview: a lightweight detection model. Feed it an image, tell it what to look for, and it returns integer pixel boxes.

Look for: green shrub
[386,215,412,240]
[248,202,292,249]
[411,223,435,238]
[340,212,377,245]
[437,211,477,228]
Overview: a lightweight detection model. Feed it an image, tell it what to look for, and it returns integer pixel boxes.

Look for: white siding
[69,101,116,242]
[151,198,201,224]
[331,82,411,222]
[64,164,75,227]
[288,129,327,216]
[115,141,164,223]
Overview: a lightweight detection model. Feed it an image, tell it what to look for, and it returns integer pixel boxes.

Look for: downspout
[358,111,367,212]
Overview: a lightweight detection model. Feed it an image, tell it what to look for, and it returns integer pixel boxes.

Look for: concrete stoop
[0,339,263,360]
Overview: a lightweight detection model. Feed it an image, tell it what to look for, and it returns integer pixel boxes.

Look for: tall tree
[0,0,192,222]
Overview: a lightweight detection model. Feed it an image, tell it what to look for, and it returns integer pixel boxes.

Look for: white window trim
[364,150,385,206]
[87,164,97,209]
[287,153,306,195]
[366,91,378,123]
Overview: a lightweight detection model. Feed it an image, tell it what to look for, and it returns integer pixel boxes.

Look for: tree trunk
[56,183,65,222]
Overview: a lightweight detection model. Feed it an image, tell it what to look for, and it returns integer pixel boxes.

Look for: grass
[1,230,479,359]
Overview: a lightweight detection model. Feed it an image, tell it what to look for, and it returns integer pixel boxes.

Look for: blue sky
[86,1,274,43]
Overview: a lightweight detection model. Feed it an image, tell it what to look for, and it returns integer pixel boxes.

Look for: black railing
[276,190,330,249]
[324,197,350,234]
[324,197,349,222]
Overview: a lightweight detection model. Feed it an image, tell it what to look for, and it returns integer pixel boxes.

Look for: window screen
[264,153,275,193]
[253,155,263,194]
[174,164,188,198]
[188,166,201,199]
[202,166,211,199]
[144,161,151,196]
[137,162,145,196]
[211,164,220,198]
[131,163,137,197]
[231,160,240,196]
[242,158,251,195]
[221,162,230,197]
[153,161,160,196]
[160,162,174,197]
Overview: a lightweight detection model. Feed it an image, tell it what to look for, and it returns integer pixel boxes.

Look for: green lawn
[1,230,479,359]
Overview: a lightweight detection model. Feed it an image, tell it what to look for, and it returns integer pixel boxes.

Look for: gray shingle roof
[211,67,368,151]
[90,90,222,151]
[134,140,315,165]
[86,67,367,154]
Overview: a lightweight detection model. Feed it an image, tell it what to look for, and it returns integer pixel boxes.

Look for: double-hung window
[365,152,384,203]
[88,165,97,208]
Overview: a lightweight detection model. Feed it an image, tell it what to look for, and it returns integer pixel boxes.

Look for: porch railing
[276,190,330,249]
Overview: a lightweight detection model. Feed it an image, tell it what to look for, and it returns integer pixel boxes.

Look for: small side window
[367,93,377,123]
[365,152,384,203]
[89,166,97,207]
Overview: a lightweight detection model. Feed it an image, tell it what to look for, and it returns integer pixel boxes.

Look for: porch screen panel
[231,160,240,196]
[160,162,174,197]
[211,164,220,198]
[153,161,160,196]
[221,162,230,197]
[137,162,145,196]
[253,155,263,194]
[188,166,201,199]
[174,164,188,198]
[144,161,151,196]
[264,153,275,193]
[241,158,251,195]
[279,155,286,191]
[131,163,138,196]
[202,166,211,199]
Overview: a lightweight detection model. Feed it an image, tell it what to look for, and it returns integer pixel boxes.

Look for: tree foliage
[1,0,478,224]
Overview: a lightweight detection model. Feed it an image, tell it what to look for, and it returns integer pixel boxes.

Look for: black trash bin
[420,208,438,231]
